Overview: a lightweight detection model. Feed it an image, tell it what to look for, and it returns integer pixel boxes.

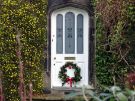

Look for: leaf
[126,89,135,96]
[110,86,121,95]
[116,92,128,101]
[103,95,114,101]
[99,93,111,97]
[85,90,102,101]
[64,92,82,100]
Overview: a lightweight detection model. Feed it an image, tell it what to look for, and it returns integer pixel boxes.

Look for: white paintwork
[51,7,89,88]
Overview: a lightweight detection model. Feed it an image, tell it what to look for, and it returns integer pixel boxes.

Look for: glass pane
[77,14,83,54]
[65,12,75,54]
[56,14,63,54]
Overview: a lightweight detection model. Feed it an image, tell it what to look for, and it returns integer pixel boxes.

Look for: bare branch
[15,28,26,101]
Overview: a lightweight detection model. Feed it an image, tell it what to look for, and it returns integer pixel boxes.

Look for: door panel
[51,7,89,88]
[51,62,64,87]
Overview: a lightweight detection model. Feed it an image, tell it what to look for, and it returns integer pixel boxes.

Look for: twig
[118,46,130,66]
[16,28,26,101]
[29,82,33,101]
[0,71,4,101]
[82,86,89,101]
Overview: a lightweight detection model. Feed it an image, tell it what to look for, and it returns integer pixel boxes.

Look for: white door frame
[51,7,89,88]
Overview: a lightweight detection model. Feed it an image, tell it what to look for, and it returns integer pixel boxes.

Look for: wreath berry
[58,62,82,87]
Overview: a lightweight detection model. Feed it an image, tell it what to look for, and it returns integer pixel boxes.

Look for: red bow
[68,65,72,69]
[66,77,73,87]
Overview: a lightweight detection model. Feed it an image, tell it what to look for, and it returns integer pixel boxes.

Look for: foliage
[0,0,47,100]
[125,0,135,65]
[125,72,135,90]
[95,0,135,86]
[65,85,135,101]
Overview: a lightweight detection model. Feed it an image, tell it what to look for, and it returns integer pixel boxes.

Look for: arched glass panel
[65,12,75,54]
[77,14,83,54]
[56,14,63,54]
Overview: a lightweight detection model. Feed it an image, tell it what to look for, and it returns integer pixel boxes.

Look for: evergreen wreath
[58,62,82,87]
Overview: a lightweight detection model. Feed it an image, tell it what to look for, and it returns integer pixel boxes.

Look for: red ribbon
[66,77,73,87]
[68,65,72,69]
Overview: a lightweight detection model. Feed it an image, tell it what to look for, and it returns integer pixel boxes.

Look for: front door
[51,7,89,88]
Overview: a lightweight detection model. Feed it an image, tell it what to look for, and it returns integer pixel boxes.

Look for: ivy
[0,0,47,100]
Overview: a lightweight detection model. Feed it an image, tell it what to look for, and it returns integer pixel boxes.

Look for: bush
[0,0,47,100]
[95,0,135,87]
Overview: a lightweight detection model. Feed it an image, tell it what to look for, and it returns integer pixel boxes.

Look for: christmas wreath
[58,62,82,87]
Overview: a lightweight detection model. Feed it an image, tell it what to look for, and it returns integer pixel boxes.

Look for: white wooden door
[51,7,89,88]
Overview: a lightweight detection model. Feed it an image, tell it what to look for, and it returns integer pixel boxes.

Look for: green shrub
[95,0,135,87]
[0,0,47,100]
[65,85,135,101]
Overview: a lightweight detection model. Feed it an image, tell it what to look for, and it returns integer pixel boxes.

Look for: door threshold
[52,87,81,91]
[52,86,94,91]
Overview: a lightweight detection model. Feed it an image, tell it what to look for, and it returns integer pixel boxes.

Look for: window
[77,14,83,54]
[56,12,84,54]
[56,14,63,53]
[65,12,75,54]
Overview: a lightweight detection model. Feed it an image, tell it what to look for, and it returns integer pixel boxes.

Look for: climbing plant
[0,0,47,100]
[95,0,135,87]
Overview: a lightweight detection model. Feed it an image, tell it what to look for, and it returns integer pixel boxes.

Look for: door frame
[47,6,95,88]
[51,7,89,88]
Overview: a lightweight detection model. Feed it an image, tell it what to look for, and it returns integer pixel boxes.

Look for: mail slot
[64,57,76,60]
